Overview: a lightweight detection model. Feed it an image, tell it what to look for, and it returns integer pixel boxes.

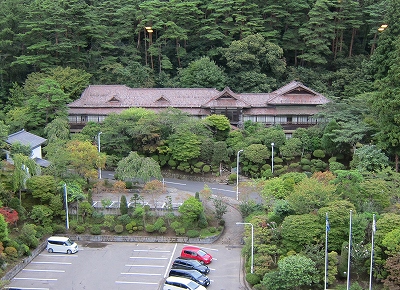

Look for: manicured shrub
[313,149,326,158]
[171,221,181,230]
[228,173,237,184]
[202,165,211,173]
[208,227,216,233]
[246,273,261,285]
[175,228,186,236]
[300,158,311,165]
[145,224,155,233]
[75,225,86,234]
[126,221,137,232]
[91,211,104,224]
[117,214,131,226]
[103,215,116,230]
[120,195,128,215]
[4,247,18,259]
[52,224,66,234]
[90,225,102,235]
[186,230,200,238]
[198,212,208,229]
[154,217,165,231]
[114,224,124,234]
[218,219,225,226]
[158,227,167,234]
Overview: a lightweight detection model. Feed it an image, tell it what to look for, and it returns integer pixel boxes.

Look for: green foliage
[75,225,86,234]
[145,224,155,233]
[245,273,261,286]
[116,151,162,183]
[0,214,9,242]
[90,225,102,235]
[178,196,204,223]
[114,224,124,234]
[18,224,38,248]
[281,214,323,253]
[350,145,389,172]
[186,229,200,238]
[313,149,326,159]
[120,195,128,215]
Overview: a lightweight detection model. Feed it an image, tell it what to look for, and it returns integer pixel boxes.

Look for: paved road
[102,171,262,202]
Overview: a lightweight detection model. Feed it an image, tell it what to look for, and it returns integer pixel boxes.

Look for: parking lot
[5,242,245,290]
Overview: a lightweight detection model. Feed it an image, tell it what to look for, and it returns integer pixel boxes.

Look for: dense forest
[0,0,400,289]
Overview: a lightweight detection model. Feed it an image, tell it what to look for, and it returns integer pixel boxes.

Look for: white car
[163,276,207,290]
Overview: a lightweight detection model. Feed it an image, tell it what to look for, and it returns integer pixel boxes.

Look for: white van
[46,236,78,254]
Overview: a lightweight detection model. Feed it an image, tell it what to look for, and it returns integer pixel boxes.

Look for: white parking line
[23,269,65,273]
[125,264,164,267]
[164,243,178,278]
[115,281,158,285]
[121,272,162,276]
[133,249,171,253]
[4,287,50,290]
[31,261,72,265]
[129,257,168,260]
[14,278,57,281]
[39,254,78,257]
[164,181,186,186]
[211,187,235,193]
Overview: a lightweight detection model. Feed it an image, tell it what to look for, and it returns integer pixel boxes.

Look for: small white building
[6,129,50,167]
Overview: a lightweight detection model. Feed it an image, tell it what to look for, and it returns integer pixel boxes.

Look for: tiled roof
[68,81,330,114]
[6,129,47,148]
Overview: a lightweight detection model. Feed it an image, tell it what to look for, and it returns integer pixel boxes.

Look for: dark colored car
[169,269,210,287]
[172,258,210,275]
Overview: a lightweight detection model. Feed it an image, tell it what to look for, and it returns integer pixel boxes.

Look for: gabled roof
[6,129,47,148]
[268,81,329,105]
[202,87,251,108]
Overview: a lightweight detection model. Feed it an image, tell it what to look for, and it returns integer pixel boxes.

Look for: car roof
[166,276,195,284]
[48,236,70,241]
[170,269,201,275]
[182,246,201,251]
[174,258,201,264]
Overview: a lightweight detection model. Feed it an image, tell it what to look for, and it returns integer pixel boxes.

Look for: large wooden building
[68,81,329,135]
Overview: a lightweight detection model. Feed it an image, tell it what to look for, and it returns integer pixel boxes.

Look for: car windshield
[191,271,202,279]
[197,249,207,257]
[65,239,73,246]
[188,280,200,289]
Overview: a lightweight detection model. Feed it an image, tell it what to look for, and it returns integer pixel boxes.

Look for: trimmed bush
[52,224,66,234]
[4,247,18,259]
[158,227,167,234]
[154,217,165,231]
[175,228,185,236]
[186,230,200,238]
[114,224,124,234]
[90,225,102,235]
[75,225,86,234]
[246,273,261,285]
[313,149,326,158]
[202,165,211,173]
[145,224,155,233]
[300,158,311,165]
[171,221,181,230]
[209,227,216,233]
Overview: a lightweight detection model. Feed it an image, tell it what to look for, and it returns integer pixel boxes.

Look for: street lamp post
[98,132,102,179]
[236,149,244,201]
[236,222,254,273]
[271,143,274,174]
[63,183,69,230]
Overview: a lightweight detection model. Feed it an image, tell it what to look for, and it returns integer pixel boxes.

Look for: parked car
[46,236,78,254]
[180,246,212,264]
[172,258,210,275]
[164,276,206,290]
[169,268,210,287]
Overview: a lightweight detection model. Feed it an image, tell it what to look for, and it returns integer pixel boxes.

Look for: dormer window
[108,96,120,103]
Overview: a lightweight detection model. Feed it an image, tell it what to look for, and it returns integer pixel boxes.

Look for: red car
[180,246,213,264]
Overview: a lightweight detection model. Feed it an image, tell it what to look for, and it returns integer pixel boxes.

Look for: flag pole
[325,212,329,290]
[369,214,376,290]
[346,210,352,290]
